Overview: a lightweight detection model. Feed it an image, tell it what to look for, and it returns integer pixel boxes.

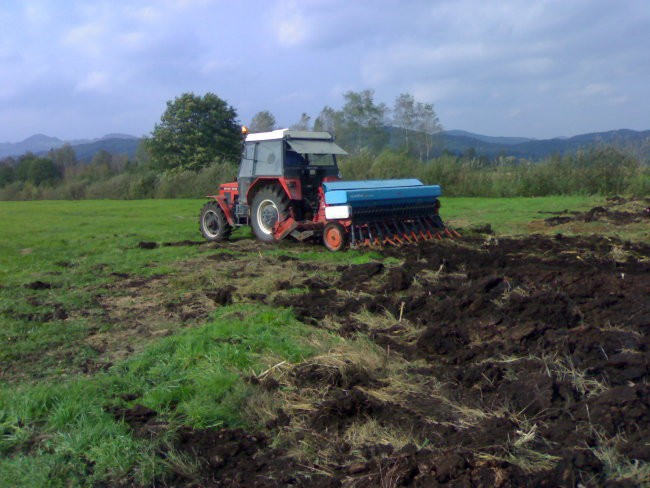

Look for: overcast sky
[1,0,648,142]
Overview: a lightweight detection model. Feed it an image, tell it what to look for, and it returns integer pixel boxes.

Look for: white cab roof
[245,129,334,142]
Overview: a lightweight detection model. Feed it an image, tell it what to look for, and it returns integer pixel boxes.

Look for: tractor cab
[237,129,347,209]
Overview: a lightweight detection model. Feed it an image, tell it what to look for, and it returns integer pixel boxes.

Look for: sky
[1,0,649,142]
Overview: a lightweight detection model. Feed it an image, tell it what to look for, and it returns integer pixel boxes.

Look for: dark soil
[544,197,650,226]
[148,229,650,486]
[162,240,205,247]
[205,286,235,306]
[24,280,52,290]
[172,427,339,487]
[137,241,159,249]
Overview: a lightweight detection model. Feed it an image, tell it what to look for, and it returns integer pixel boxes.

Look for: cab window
[254,141,282,175]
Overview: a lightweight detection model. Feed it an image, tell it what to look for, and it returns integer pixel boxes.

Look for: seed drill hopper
[199,129,458,251]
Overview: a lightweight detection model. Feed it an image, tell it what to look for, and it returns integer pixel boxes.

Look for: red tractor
[199,129,454,251]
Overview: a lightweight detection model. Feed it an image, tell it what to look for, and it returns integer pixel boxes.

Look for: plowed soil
[544,196,650,226]
[145,225,649,487]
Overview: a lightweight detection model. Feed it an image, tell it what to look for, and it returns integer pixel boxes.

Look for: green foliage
[158,161,237,198]
[249,110,277,133]
[313,105,340,134]
[146,92,242,172]
[0,162,15,186]
[313,90,389,154]
[338,89,389,153]
[14,154,62,185]
[290,112,311,131]
[29,158,61,185]
[339,145,649,197]
[0,159,239,201]
[392,93,442,160]
[337,149,374,180]
[369,149,421,179]
[48,144,77,175]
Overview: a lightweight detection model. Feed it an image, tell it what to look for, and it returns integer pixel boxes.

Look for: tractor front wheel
[199,202,232,242]
[250,187,289,242]
[323,222,348,252]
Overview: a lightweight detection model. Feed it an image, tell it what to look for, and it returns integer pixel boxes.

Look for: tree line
[249,90,442,161]
[0,90,648,200]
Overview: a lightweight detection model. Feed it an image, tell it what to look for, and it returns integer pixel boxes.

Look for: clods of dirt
[277,254,298,262]
[205,286,234,306]
[544,197,650,226]
[104,403,167,439]
[302,276,331,290]
[107,403,157,424]
[110,272,130,278]
[137,241,159,249]
[162,240,204,246]
[383,267,412,292]
[339,262,384,289]
[172,427,337,487]
[263,233,649,486]
[24,280,51,290]
[206,253,239,261]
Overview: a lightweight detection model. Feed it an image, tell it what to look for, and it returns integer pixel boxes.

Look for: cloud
[581,84,614,97]
[61,21,108,56]
[75,71,110,93]
[274,2,309,47]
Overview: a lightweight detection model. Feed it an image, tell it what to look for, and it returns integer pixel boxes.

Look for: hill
[0,134,141,161]
[70,137,141,161]
[0,134,65,158]
[441,128,650,161]
[3,128,650,163]
[443,130,533,146]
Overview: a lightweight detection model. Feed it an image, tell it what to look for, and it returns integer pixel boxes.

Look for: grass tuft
[0,303,334,486]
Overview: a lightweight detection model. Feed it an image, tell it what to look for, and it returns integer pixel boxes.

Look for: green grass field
[0,196,646,486]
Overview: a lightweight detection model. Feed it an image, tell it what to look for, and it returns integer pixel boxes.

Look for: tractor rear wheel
[323,222,347,252]
[250,187,289,242]
[199,202,232,242]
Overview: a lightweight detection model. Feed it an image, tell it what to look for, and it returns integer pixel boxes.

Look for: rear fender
[247,177,301,202]
[206,195,235,225]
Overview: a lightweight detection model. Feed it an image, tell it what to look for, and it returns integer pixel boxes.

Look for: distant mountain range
[0,134,141,160]
[2,128,649,162]
[443,130,534,146]
[440,128,650,161]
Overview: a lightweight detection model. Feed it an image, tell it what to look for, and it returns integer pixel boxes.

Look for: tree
[339,90,388,153]
[393,93,417,151]
[0,160,15,187]
[393,93,442,160]
[313,106,341,134]
[15,154,61,185]
[48,144,77,178]
[413,101,442,160]
[29,158,61,185]
[249,110,277,133]
[290,113,311,131]
[147,92,241,171]
[89,150,114,179]
[15,152,35,181]
[135,139,152,168]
